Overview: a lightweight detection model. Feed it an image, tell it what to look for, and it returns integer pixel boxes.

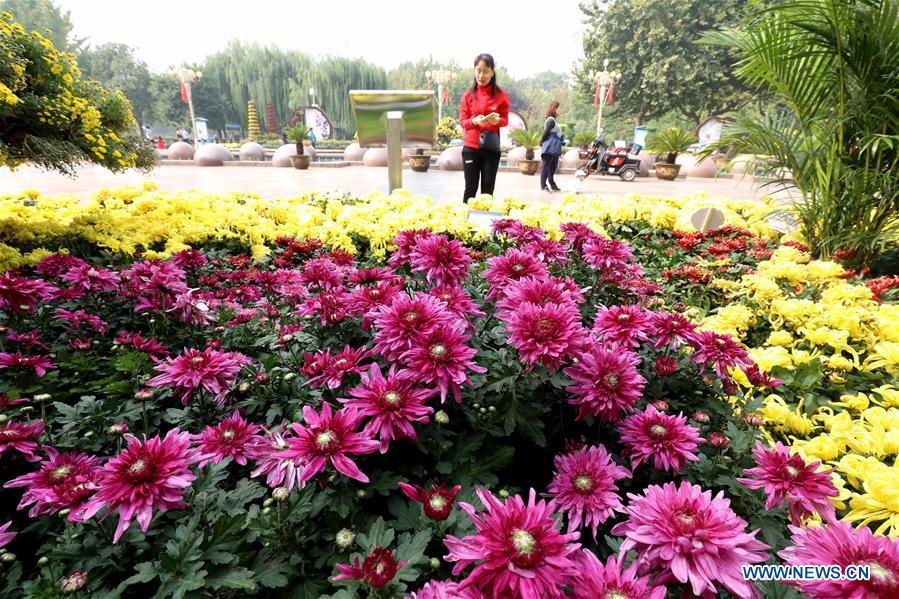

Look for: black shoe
[550,186,562,192]
[542,187,552,193]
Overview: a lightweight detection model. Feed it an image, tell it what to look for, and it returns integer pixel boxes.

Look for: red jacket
[459,85,510,149]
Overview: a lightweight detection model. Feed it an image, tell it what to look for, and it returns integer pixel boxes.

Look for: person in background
[540,101,564,192]
[459,53,510,203]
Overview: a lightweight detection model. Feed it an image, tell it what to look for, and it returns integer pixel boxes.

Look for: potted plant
[649,127,696,180]
[510,126,543,176]
[573,131,595,160]
[408,147,431,172]
[285,124,312,169]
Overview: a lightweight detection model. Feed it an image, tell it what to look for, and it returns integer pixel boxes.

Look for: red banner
[181,83,188,104]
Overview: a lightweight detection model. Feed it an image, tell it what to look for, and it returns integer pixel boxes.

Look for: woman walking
[540,101,564,192]
[459,53,510,203]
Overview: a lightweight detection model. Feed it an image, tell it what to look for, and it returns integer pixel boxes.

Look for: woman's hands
[473,113,500,126]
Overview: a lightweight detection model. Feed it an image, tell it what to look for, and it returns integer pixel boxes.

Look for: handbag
[478,130,501,152]
[542,132,563,156]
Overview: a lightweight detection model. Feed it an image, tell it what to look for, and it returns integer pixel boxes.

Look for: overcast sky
[56,0,588,79]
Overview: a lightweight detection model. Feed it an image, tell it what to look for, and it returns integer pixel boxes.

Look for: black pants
[462,146,501,202]
[540,153,560,190]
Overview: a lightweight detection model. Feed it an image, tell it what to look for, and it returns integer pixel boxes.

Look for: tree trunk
[296,141,304,156]
[633,103,649,127]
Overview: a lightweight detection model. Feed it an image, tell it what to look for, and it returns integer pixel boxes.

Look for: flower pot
[519,159,540,176]
[408,154,431,172]
[290,155,311,170]
[655,162,681,181]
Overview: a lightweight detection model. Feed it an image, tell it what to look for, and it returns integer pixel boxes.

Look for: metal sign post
[386,111,404,193]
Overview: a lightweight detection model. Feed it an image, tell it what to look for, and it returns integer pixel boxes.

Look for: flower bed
[0,186,897,597]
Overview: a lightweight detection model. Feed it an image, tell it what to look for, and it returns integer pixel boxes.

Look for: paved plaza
[0,163,789,205]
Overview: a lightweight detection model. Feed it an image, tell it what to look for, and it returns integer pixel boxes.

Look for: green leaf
[123,562,159,585]
[208,567,257,590]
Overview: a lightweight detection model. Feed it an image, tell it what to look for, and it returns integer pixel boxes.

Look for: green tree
[78,43,153,131]
[577,0,763,125]
[0,0,82,52]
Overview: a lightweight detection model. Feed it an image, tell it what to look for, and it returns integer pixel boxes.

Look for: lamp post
[589,59,620,137]
[425,69,455,124]
[309,87,316,107]
[170,67,202,148]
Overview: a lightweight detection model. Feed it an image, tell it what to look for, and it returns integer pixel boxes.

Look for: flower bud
[709,432,729,448]
[61,571,88,593]
[59,509,71,518]
[744,414,762,427]
[263,498,274,508]
[283,372,296,382]
[255,372,269,384]
[272,487,290,502]
[651,399,668,412]
[238,381,250,393]
[261,507,272,515]
[335,528,355,549]
[83,431,94,439]
[37,556,49,566]
[215,326,226,333]
[355,489,366,499]
[692,411,710,423]
[108,423,127,436]
[479,407,487,414]
[34,393,51,402]
[0,415,6,424]
[280,333,294,343]
[429,557,440,569]
[488,406,496,413]
[0,553,16,563]
[435,410,449,425]
[498,489,510,499]
[135,389,154,401]
[472,403,481,409]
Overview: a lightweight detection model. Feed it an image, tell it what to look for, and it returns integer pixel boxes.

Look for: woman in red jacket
[459,53,510,203]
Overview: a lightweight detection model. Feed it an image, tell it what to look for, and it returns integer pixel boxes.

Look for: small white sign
[466,210,506,234]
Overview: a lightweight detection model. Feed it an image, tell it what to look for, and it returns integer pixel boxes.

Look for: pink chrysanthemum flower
[0,352,56,377]
[4,448,101,521]
[483,249,549,301]
[121,260,188,313]
[570,550,667,599]
[339,364,435,453]
[62,263,120,293]
[444,488,581,599]
[583,236,634,270]
[35,253,88,278]
[427,286,485,322]
[170,249,208,270]
[399,482,462,521]
[611,481,769,599]
[492,220,545,244]
[298,257,344,290]
[560,222,601,253]
[564,344,645,422]
[407,579,483,599]
[779,521,899,598]
[54,308,109,334]
[0,419,45,461]
[248,425,304,490]
[0,272,57,313]
[617,405,701,472]
[334,546,408,589]
[737,441,839,525]
[399,324,486,403]
[649,310,699,349]
[0,394,28,407]
[80,429,200,543]
[195,411,262,467]
[409,234,473,287]
[6,329,49,351]
[546,444,630,537]
[115,330,169,356]
[495,277,583,320]
[505,302,585,372]
[522,238,570,265]
[301,345,370,390]
[284,403,379,484]
[148,347,252,405]
[388,229,435,268]
[348,267,403,287]
[296,288,350,326]
[169,289,213,326]
[372,293,455,361]
[689,330,752,379]
[343,281,403,329]
[592,305,653,348]
[0,520,15,548]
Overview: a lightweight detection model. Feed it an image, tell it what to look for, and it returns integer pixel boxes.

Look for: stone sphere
[636,153,653,177]
[272,144,316,167]
[167,141,194,160]
[239,142,265,161]
[561,149,582,169]
[729,154,755,174]
[344,143,366,161]
[195,144,233,166]
[363,147,388,167]
[506,147,541,167]
[436,146,464,171]
[688,156,718,178]
[675,153,698,169]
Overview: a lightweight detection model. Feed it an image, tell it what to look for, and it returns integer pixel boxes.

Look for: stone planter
[408,154,431,172]
[655,162,681,181]
[290,155,311,170]
[519,159,540,176]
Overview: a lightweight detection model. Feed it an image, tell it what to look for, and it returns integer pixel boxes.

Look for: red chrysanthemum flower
[483,249,549,301]
[0,393,28,408]
[348,267,403,287]
[54,308,109,334]
[35,253,88,278]
[170,249,208,270]
[649,310,699,348]
[248,425,304,490]
[504,302,585,372]
[564,344,645,422]
[408,579,483,599]
[570,550,667,599]
[284,403,379,484]
[689,330,752,379]
[121,260,188,313]
[115,330,169,356]
[0,272,57,313]
[546,444,630,538]
[612,481,769,598]
[4,448,101,521]
[655,354,678,375]
[0,352,56,377]
[399,323,486,403]
[343,281,403,329]
[148,347,252,405]
[298,257,344,290]
[80,429,200,543]
[495,277,583,320]
[409,234,473,287]
[195,411,262,467]
[334,546,408,589]
[399,481,462,521]
[592,305,653,348]
[0,419,45,462]
[387,229,435,268]
[0,521,15,548]
[444,488,581,599]
[737,441,839,525]
[427,286,486,322]
[779,521,899,598]
[62,263,121,293]
[617,405,701,472]
[372,293,455,361]
[301,345,370,390]
[339,364,434,453]
[6,329,49,351]
[296,288,350,326]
